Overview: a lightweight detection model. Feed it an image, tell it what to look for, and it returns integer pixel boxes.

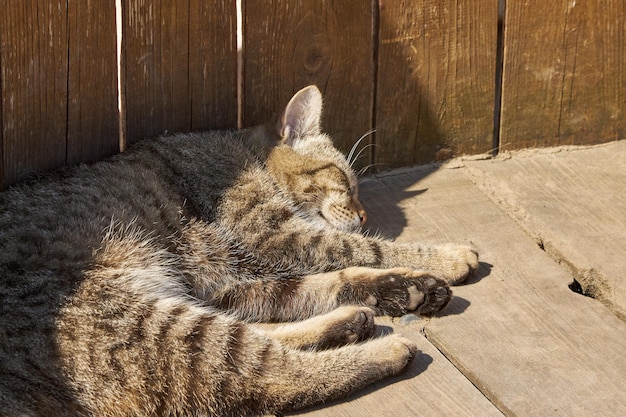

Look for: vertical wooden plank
[243,0,374,163]
[66,0,119,165]
[124,0,189,143]
[376,0,497,168]
[188,0,237,130]
[0,0,68,186]
[500,0,626,149]
[123,0,237,145]
[0,28,4,188]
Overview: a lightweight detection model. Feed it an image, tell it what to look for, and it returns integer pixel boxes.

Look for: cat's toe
[440,244,479,285]
[368,334,419,376]
[415,276,452,315]
[395,271,451,315]
[347,307,376,341]
[465,247,479,273]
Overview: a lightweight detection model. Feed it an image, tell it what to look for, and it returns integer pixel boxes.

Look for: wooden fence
[1,0,624,188]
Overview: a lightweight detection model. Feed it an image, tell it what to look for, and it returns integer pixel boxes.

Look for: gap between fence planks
[376,0,497,167]
[121,0,237,146]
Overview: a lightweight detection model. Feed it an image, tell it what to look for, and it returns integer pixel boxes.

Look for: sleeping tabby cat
[0,85,478,416]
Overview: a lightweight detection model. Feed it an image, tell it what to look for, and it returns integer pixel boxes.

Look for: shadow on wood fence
[1,0,624,188]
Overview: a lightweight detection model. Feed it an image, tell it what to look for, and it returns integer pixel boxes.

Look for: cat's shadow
[461,261,493,286]
[359,176,431,241]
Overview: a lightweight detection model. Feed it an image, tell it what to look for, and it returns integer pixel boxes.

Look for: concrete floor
[290,140,626,417]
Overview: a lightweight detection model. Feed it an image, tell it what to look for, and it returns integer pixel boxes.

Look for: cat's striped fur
[0,86,478,416]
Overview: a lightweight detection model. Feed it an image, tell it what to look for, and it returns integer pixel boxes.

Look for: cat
[0,85,478,416]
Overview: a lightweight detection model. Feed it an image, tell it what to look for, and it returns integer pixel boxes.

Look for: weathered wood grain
[123,0,190,142]
[188,0,237,131]
[500,0,626,149]
[361,162,626,416]
[123,0,236,144]
[0,0,69,186]
[66,0,119,165]
[463,141,626,320]
[375,0,497,168]
[242,0,374,162]
[0,43,2,187]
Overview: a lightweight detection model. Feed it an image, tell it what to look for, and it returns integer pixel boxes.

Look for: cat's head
[265,85,367,232]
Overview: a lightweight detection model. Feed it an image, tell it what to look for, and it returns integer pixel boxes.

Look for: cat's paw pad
[416,275,452,315]
[364,269,451,317]
[322,306,376,347]
[437,244,479,284]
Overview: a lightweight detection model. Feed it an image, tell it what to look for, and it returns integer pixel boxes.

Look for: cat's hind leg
[60,283,418,415]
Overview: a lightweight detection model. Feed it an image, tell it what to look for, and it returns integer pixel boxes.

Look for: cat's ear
[277,85,323,146]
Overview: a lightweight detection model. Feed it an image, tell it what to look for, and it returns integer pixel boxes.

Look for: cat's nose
[352,196,367,226]
[358,209,367,225]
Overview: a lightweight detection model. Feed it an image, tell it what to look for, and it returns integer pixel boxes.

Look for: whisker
[357,162,388,176]
[357,177,384,187]
[347,130,376,166]
[350,143,378,168]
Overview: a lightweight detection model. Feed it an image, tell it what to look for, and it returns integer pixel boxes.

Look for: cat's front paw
[433,244,479,285]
